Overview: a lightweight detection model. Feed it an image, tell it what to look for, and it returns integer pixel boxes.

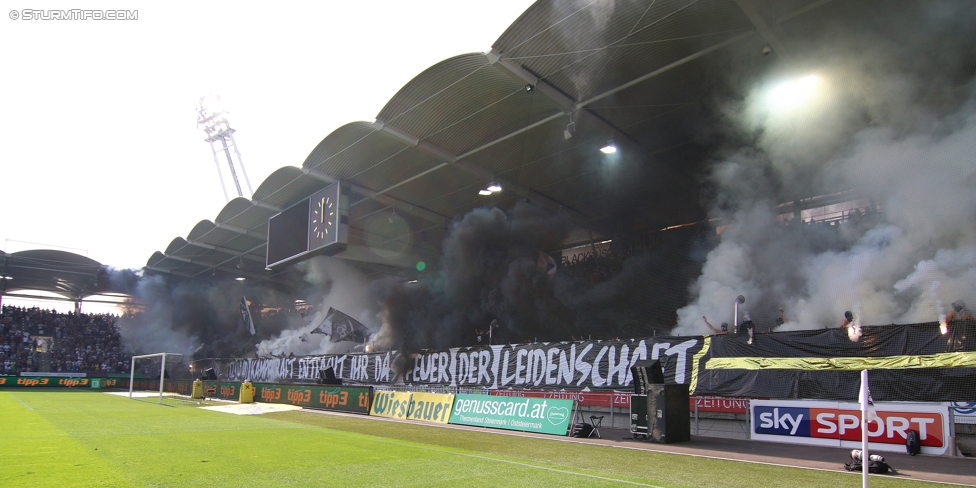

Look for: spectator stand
[1,305,129,376]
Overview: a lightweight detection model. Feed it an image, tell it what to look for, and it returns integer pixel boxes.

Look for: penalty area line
[11,395,34,410]
[419,447,665,487]
[306,422,662,487]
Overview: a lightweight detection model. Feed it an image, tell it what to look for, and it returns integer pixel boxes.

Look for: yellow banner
[406,392,454,424]
[705,351,976,371]
[689,336,711,394]
[369,391,413,419]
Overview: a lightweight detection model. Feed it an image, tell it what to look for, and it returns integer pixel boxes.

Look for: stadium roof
[145,0,848,283]
[0,250,122,302]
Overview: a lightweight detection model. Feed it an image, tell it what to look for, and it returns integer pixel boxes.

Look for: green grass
[0,390,951,487]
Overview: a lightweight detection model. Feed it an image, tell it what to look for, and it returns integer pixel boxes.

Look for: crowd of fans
[0,305,129,374]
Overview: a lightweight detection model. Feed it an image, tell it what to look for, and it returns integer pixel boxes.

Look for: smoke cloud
[255,256,378,357]
[673,1,976,334]
[101,254,379,360]
[371,202,575,359]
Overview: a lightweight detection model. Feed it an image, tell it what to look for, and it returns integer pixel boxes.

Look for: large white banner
[207,337,701,390]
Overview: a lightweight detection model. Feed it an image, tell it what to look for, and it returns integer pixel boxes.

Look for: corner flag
[859,369,877,422]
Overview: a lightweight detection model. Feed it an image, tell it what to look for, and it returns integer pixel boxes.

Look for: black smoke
[370,202,577,356]
[107,265,325,359]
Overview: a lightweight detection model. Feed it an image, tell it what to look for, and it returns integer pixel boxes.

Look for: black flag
[311,307,369,343]
[240,296,256,336]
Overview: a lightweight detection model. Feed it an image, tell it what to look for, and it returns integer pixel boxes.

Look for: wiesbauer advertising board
[369,391,454,423]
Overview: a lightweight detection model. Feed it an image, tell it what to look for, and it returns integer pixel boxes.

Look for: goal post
[129,352,184,404]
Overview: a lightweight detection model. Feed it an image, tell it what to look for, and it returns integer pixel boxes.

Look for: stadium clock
[306,182,346,254]
[311,194,335,240]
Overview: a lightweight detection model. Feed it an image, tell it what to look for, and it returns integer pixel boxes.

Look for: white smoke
[256,256,378,357]
[673,9,976,335]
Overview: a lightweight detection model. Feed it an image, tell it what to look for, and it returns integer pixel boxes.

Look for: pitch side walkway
[306,410,975,486]
[587,427,975,487]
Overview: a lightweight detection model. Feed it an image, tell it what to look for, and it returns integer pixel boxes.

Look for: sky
[1,1,536,271]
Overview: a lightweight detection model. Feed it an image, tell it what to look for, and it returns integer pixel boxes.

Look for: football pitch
[0,390,950,487]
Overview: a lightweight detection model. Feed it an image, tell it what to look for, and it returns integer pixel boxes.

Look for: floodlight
[478,189,493,196]
[235,277,246,281]
[600,141,617,154]
[768,75,820,108]
[524,84,534,93]
[487,183,502,192]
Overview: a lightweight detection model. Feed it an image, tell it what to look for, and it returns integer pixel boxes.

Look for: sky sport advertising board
[449,394,573,436]
[751,400,950,455]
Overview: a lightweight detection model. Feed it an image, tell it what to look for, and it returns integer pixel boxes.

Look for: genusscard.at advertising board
[448,394,573,435]
[751,400,950,455]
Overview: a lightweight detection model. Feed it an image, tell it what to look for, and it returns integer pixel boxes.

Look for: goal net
[129,353,186,404]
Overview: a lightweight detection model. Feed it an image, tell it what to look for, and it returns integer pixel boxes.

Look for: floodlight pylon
[197,95,253,202]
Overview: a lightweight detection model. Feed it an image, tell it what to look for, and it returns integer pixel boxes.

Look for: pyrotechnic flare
[932,282,948,335]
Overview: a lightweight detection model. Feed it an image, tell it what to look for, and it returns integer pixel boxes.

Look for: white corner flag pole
[860,369,870,488]
[159,353,167,405]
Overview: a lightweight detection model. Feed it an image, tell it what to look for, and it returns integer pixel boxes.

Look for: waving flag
[311,307,369,343]
[240,296,256,336]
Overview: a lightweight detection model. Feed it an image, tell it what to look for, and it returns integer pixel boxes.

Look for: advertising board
[692,396,749,414]
[449,393,573,436]
[491,389,630,407]
[254,384,371,414]
[405,392,454,424]
[951,402,976,424]
[489,390,750,413]
[751,400,949,455]
[0,376,89,387]
[370,390,414,419]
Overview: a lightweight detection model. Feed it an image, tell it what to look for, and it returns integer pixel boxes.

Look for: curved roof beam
[734,0,791,59]
[179,238,266,263]
[160,252,289,286]
[302,167,448,226]
[190,241,268,277]
[371,119,599,233]
[212,221,266,240]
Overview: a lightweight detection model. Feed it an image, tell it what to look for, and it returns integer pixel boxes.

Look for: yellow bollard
[239,380,254,404]
[191,380,204,399]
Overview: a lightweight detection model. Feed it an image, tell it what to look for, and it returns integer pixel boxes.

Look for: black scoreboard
[266,182,348,268]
